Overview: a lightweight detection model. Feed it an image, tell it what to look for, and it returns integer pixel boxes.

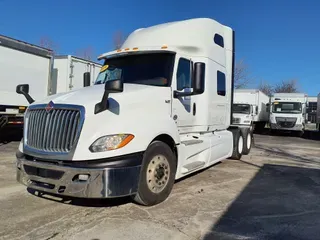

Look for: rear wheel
[229,128,244,160]
[132,141,177,206]
[241,128,253,155]
[295,130,304,138]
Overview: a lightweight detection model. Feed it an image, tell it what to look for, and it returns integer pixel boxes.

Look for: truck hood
[25,83,175,160]
[32,83,170,116]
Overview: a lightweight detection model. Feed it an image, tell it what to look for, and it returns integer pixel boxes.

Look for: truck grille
[233,118,240,124]
[25,108,82,153]
[276,117,297,129]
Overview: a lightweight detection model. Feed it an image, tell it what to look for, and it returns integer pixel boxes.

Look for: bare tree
[75,46,94,61]
[274,79,299,93]
[234,59,251,89]
[39,36,59,54]
[113,31,127,50]
[259,81,274,96]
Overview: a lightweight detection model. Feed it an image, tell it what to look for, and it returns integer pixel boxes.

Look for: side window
[217,71,226,96]
[176,58,191,91]
[214,34,224,48]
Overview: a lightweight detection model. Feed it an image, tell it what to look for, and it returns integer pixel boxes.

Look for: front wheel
[295,130,304,138]
[132,141,177,206]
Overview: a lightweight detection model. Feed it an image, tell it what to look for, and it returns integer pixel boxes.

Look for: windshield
[95,52,175,87]
[233,104,251,114]
[272,102,302,114]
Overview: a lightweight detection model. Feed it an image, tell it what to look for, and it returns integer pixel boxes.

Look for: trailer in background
[0,35,53,131]
[232,89,269,132]
[0,35,102,132]
[51,55,101,94]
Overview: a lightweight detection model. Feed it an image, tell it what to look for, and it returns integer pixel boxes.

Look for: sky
[1,0,320,96]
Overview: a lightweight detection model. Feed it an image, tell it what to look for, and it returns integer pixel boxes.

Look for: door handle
[193,103,196,115]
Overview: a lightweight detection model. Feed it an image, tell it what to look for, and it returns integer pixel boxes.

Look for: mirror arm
[94,91,110,114]
[173,90,194,98]
[24,94,35,104]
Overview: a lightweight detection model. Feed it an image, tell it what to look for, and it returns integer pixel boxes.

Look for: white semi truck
[232,89,269,132]
[269,93,308,137]
[0,34,101,131]
[15,18,253,206]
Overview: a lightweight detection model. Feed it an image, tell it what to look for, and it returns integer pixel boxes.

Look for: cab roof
[98,18,233,67]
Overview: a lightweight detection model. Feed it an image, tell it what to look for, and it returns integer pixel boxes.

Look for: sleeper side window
[214,34,224,48]
[176,58,191,91]
[217,71,226,96]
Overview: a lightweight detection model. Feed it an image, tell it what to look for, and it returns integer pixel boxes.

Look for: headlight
[89,134,134,152]
[244,120,251,123]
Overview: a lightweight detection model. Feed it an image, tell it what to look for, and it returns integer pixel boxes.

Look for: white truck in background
[232,89,269,132]
[52,55,101,94]
[15,18,253,206]
[0,35,53,131]
[269,93,308,137]
[0,34,101,131]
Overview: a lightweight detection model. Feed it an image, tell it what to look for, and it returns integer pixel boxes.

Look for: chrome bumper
[270,123,303,131]
[16,153,143,198]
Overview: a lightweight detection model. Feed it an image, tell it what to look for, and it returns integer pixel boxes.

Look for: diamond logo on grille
[45,101,54,113]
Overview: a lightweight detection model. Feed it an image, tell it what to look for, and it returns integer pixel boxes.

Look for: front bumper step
[16,155,142,198]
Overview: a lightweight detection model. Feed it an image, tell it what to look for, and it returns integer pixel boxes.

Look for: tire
[229,128,244,160]
[241,128,253,155]
[295,130,304,138]
[269,129,276,135]
[132,141,177,206]
[254,122,266,133]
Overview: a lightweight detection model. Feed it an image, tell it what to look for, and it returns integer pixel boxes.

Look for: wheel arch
[150,134,178,163]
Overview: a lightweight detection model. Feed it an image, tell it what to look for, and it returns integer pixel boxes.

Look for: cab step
[181,139,203,146]
[181,161,206,174]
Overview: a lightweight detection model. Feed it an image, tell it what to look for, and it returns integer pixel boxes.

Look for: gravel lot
[0,132,320,240]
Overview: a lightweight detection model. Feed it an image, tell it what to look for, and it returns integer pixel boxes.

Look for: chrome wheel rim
[146,155,170,193]
[238,136,243,154]
[247,132,251,150]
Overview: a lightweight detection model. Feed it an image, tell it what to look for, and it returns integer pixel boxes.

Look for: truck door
[171,56,196,132]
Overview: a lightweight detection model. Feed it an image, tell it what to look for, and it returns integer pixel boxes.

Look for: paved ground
[0,132,320,240]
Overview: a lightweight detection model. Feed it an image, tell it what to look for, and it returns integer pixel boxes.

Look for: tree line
[39,33,300,95]
[234,59,299,95]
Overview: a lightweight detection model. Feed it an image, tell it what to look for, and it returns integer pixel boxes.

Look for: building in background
[307,96,318,123]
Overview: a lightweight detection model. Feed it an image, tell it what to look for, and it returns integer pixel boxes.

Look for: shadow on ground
[253,144,320,165]
[204,164,320,240]
[27,188,132,208]
[0,128,23,145]
[255,128,320,141]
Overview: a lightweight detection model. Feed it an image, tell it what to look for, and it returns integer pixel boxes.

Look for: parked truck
[0,35,53,131]
[15,18,253,206]
[52,55,101,94]
[269,93,308,137]
[232,89,269,132]
[0,34,101,131]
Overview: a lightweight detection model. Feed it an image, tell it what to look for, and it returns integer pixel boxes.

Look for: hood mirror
[95,79,124,114]
[16,84,34,104]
